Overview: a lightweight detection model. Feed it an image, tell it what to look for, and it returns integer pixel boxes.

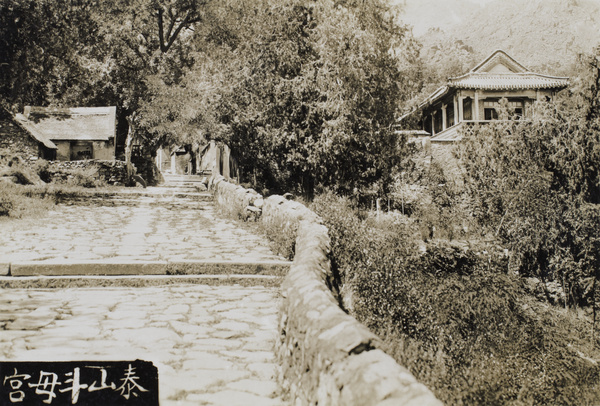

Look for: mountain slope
[399,0,600,75]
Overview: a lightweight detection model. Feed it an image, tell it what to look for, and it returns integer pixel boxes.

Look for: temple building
[403,49,569,143]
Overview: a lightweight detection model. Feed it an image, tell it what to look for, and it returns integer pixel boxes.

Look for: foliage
[312,191,600,405]
[0,181,52,218]
[457,96,600,306]
[259,215,298,261]
[141,0,419,198]
[0,0,102,108]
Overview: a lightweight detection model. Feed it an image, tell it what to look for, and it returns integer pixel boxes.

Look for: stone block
[10,261,168,276]
[0,263,9,276]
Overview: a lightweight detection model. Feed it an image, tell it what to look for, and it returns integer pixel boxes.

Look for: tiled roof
[19,106,116,142]
[418,86,449,109]
[448,72,569,90]
[415,50,570,109]
[469,49,529,74]
[430,124,463,143]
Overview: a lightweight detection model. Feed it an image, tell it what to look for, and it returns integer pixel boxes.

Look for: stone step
[162,175,207,183]
[90,189,213,200]
[0,274,283,288]
[8,260,291,277]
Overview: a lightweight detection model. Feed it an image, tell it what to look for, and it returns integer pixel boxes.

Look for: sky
[392,0,496,36]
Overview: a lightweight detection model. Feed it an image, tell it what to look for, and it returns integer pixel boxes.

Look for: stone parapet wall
[211,176,263,220]
[210,175,442,406]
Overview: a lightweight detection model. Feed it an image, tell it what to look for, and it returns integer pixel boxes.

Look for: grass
[0,181,128,219]
[309,191,600,406]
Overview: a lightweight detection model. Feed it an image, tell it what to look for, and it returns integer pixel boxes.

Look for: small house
[15,106,116,161]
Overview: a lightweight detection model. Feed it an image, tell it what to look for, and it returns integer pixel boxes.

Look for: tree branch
[158,8,166,52]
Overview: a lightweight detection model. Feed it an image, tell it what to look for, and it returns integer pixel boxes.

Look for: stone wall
[210,176,263,221]
[0,115,40,162]
[48,160,128,185]
[211,175,442,406]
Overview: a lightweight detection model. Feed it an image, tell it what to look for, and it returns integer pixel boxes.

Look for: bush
[32,159,52,183]
[0,181,53,218]
[259,218,297,260]
[312,192,600,405]
[64,166,103,188]
[0,163,44,186]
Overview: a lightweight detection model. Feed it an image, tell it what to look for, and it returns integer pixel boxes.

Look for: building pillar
[441,104,447,131]
[474,90,480,121]
[458,96,464,122]
[453,96,459,125]
[431,113,435,135]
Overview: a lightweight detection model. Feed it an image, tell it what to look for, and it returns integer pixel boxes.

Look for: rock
[0,175,18,184]
[244,206,262,222]
[253,198,264,209]
[283,193,294,200]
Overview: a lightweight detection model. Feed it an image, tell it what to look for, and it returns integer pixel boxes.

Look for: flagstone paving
[0,176,291,405]
[0,194,283,265]
[0,285,286,405]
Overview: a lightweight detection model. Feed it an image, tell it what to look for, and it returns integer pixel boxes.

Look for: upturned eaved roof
[15,106,116,142]
[447,72,570,90]
[448,49,569,90]
[418,50,569,108]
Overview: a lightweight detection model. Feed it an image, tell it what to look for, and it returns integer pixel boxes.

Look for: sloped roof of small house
[418,50,569,109]
[9,112,58,150]
[15,106,116,142]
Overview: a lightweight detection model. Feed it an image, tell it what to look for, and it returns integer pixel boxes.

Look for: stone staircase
[0,172,291,283]
[0,172,292,405]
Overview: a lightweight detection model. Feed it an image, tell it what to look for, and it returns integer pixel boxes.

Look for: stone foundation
[211,175,442,406]
[48,160,128,185]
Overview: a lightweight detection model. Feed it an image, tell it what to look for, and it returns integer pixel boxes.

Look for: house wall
[426,91,557,129]
[53,140,114,161]
[0,116,41,162]
[92,141,114,160]
[55,141,71,161]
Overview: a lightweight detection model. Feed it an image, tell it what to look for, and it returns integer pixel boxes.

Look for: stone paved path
[0,285,285,405]
[0,194,283,265]
[0,176,290,405]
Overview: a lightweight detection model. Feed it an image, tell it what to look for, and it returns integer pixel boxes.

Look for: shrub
[312,191,600,405]
[259,218,297,260]
[0,181,53,218]
[32,159,52,183]
[52,166,104,188]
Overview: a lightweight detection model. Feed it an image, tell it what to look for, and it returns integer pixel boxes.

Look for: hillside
[399,0,600,76]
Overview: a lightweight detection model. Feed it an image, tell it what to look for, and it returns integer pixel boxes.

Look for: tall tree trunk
[592,278,597,345]
[125,113,137,183]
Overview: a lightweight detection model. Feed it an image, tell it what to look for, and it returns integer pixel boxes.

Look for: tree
[0,0,102,109]
[91,0,209,180]
[141,0,420,198]
[458,44,600,309]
